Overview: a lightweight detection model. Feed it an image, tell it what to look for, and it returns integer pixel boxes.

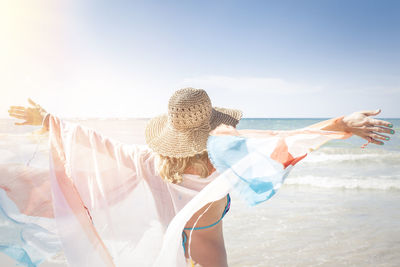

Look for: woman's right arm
[8,98,152,171]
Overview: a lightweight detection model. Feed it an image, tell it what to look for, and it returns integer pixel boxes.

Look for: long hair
[157,151,210,184]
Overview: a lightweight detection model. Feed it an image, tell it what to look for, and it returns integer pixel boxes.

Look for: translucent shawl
[0,115,351,266]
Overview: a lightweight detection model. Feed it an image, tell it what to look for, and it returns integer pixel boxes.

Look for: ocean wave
[285,175,400,190]
[303,150,400,164]
[315,146,398,154]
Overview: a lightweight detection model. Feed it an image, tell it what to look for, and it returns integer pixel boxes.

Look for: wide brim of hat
[145,107,242,158]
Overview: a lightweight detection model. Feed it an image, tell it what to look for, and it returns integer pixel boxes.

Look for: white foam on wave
[304,151,400,164]
[285,175,400,190]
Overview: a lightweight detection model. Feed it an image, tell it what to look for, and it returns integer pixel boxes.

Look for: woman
[7,87,394,267]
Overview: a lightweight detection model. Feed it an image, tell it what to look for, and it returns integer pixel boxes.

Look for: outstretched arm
[8,98,152,170]
[307,109,394,146]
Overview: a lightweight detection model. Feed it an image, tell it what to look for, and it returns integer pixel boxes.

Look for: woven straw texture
[145,88,242,158]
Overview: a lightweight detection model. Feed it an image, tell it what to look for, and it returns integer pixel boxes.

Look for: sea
[229,118,400,267]
[0,118,399,267]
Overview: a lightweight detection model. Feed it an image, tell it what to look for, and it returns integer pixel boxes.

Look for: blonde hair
[157,151,210,184]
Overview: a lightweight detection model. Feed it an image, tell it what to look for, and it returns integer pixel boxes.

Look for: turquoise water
[238,118,400,191]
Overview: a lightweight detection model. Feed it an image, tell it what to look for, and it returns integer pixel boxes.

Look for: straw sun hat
[145,87,243,158]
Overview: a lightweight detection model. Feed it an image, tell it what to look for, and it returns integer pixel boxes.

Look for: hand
[342,109,394,146]
[8,98,48,126]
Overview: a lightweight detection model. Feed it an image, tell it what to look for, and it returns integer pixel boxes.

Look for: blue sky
[1,0,399,118]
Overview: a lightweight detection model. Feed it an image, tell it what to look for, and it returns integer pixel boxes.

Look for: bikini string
[182,194,231,259]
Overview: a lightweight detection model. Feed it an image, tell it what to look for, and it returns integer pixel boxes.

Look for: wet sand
[225,185,400,267]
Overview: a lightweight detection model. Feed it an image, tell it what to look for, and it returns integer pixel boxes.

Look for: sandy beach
[225,185,400,267]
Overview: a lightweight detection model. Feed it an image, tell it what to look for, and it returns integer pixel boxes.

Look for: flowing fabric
[0,115,351,266]
[207,122,352,206]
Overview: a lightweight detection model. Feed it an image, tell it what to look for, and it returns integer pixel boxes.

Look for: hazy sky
[1,0,399,118]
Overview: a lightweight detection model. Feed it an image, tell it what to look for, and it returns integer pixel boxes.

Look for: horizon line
[1,116,400,120]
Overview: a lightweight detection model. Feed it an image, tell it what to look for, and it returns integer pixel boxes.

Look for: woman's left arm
[308,109,394,145]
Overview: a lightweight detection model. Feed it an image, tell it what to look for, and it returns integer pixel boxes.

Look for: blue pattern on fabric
[0,204,40,267]
[0,189,61,267]
[207,135,248,172]
[0,246,36,267]
[208,136,289,206]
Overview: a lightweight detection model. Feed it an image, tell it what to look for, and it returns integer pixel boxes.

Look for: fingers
[28,98,39,107]
[8,101,44,127]
[361,131,391,146]
[361,109,381,116]
[361,135,383,146]
[8,109,25,116]
[355,117,395,146]
[9,114,26,120]
[9,106,26,110]
[9,107,27,118]
[8,106,26,115]
[14,121,29,126]
[361,109,394,128]
[369,132,390,142]
[367,117,393,128]
[8,107,27,120]
[366,126,395,135]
